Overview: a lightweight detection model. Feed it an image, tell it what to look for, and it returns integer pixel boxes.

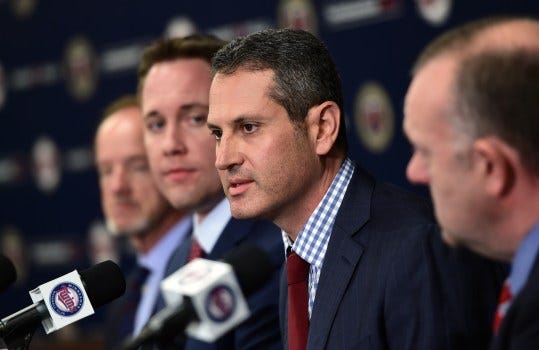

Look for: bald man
[404,17,539,350]
[95,96,190,349]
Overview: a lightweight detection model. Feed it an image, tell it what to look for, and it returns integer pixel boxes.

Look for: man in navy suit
[404,17,539,350]
[138,34,283,349]
[207,28,504,349]
[95,96,191,350]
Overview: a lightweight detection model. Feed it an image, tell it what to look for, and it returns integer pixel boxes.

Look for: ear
[472,137,517,197]
[306,101,340,156]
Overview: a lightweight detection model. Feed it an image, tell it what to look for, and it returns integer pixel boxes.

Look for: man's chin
[440,229,461,247]
[106,219,148,237]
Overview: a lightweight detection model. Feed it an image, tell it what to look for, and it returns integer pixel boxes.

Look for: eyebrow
[144,103,208,120]
[207,115,260,130]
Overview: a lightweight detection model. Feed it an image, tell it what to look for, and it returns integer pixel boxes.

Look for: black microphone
[0,260,126,340]
[122,243,274,350]
[0,254,17,293]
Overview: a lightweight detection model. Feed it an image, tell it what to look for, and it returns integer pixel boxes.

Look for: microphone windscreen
[0,254,16,292]
[79,260,126,308]
[222,243,273,296]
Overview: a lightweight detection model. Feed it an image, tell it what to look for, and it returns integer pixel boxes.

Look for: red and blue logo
[205,285,236,322]
[49,282,84,316]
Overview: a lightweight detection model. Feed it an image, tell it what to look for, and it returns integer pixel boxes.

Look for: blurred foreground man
[95,96,190,349]
[404,17,539,350]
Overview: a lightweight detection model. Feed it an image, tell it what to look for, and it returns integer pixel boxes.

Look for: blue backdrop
[0,0,538,347]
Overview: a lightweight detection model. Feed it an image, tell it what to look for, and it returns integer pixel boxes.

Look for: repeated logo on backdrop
[64,36,99,102]
[278,0,318,34]
[354,82,395,153]
[415,0,452,26]
[9,0,37,19]
[32,136,61,193]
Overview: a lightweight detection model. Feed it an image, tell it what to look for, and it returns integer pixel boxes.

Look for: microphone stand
[0,303,45,350]
[0,321,39,350]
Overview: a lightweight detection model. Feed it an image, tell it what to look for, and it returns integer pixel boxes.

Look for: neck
[277,154,345,240]
[195,194,225,223]
[490,174,539,261]
[129,209,187,254]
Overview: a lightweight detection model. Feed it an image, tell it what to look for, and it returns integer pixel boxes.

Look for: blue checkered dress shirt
[282,157,354,317]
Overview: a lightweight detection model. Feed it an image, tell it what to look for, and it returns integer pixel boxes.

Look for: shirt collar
[282,158,355,268]
[509,220,539,296]
[138,215,192,273]
[193,197,231,253]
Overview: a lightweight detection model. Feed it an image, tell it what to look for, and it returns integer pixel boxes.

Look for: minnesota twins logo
[49,282,84,316]
[205,285,236,322]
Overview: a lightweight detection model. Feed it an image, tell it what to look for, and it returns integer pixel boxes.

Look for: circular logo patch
[354,81,395,153]
[49,282,84,316]
[415,0,452,26]
[64,36,98,101]
[277,0,318,35]
[32,135,61,193]
[205,285,236,322]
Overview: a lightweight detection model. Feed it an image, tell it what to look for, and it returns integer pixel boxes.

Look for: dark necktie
[188,238,205,261]
[493,279,513,334]
[287,251,310,350]
[122,264,150,338]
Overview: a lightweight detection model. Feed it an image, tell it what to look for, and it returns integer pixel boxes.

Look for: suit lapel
[307,168,374,349]
[207,218,255,259]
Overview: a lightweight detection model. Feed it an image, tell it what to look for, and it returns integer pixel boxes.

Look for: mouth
[163,168,195,181]
[228,178,253,196]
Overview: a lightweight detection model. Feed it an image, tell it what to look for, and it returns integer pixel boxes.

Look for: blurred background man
[137,34,284,349]
[404,17,539,350]
[94,95,191,350]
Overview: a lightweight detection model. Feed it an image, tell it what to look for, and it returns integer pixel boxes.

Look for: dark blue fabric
[279,165,505,350]
[490,253,539,350]
[157,217,284,350]
[104,264,150,350]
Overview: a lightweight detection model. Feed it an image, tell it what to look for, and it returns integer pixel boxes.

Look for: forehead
[99,107,142,137]
[404,55,458,127]
[208,69,276,118]
[96,108,145,155]
[142,58,212,104]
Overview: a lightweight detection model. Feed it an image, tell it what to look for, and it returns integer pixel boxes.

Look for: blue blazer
[279,167,504,350]
[161,216,284,350]
[491,252,539,350]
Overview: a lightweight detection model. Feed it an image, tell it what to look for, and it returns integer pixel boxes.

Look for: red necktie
[287,251,309,350]
[493,280,513,334]
[188,238,205,262]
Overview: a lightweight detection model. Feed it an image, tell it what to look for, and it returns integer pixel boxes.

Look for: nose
[406,153,429,185]
[163,123,187,156]
[110,167,131,195]
[215,135,242,171]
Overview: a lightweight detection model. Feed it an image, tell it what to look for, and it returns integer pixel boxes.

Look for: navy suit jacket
[159,216,284,350]
[491,252,539,350]
[279,167,505,350]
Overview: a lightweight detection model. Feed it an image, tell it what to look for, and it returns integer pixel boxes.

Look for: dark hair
[212,28,348,153]
[455,49,539,174]
[138,34,227,96]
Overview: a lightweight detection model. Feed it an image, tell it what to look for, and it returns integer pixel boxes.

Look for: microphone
[0,254,17,293]
[0,260,126,342]
[122,243,274,350]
